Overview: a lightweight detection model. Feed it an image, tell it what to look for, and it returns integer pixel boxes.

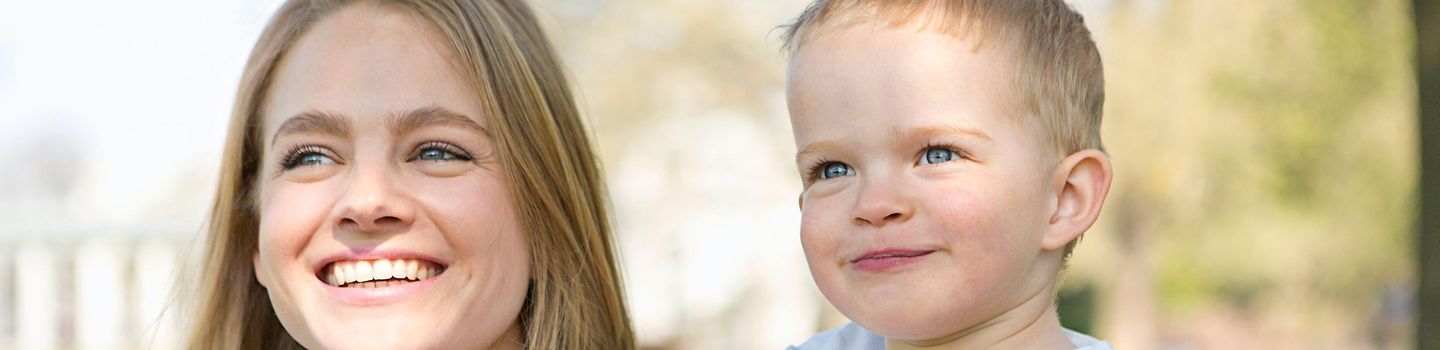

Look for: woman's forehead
[260,4,484,134]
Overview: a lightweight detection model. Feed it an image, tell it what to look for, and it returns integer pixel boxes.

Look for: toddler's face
[788,23,1063,341]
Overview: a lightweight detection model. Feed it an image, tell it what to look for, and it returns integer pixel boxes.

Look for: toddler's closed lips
[850,248,935,271]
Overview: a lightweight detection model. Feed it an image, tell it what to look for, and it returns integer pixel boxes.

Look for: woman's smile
[320,258,446,288]
[315,256,450,307]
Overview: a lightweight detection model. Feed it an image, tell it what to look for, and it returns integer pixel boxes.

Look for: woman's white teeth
[324,258,443,288]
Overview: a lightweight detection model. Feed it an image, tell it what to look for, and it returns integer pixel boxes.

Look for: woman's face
[253,5,529,349]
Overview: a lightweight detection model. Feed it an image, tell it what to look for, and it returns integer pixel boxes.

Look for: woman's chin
[302,316,447,350]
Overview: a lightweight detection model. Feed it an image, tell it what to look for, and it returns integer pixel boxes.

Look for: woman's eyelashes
[279,145,340,170]
[276,141,474,173]
[408,141,473,162]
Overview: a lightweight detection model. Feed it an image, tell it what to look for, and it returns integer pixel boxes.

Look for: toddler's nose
[851,178,913,226]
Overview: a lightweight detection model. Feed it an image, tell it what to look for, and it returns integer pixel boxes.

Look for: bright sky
[0,0,283,238]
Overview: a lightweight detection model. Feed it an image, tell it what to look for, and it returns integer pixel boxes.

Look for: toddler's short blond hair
[781,0,1105,155]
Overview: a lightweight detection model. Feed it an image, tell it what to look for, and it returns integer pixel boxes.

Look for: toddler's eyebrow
[796,140,842,163]
[906,125,993,142]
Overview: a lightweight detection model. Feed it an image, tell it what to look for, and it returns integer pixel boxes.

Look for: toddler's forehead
[793,36,1032,120]
[786,0,1105,173]
[792,4,1025,56]
[795,18,1029,92]
[785,15,1068,152]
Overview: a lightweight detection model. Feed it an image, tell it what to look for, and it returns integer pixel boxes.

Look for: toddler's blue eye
[819,162,854,179]
[920,148,960,165]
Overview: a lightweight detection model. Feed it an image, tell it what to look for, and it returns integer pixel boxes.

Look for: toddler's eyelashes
[807,160,855,183]
[821,162,855,179]
[920,147,961,165]
[803,144,966,184]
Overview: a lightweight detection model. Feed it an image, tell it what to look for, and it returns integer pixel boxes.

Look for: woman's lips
[321,258,445,288]
[320,269,443,307]
[312,251,451,305]
[849,248,935,272]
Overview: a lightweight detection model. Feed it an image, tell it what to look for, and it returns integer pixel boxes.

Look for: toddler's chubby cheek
[798,190,1046,339]
[799,212,851,273]
[797,200,846,259]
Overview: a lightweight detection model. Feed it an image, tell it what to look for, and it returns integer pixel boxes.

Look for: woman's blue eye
[417,148,458,161]
[297,153,334,166]
[280,146,337,170]
[819,162,854,179]
[920,148,960,165]
[412,143,473,162]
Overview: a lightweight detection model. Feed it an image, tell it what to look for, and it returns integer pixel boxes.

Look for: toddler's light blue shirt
[787,323,1114,350]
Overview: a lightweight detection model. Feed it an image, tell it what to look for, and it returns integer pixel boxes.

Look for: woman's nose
[334,166,414,235]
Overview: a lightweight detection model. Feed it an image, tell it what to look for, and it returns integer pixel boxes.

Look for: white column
[74,240,127,350]
[15,242,58,350]
[0,246,14,348]
[133,240,179,350]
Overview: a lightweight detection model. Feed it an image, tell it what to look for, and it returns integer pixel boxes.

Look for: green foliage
[1084,0,1417,343]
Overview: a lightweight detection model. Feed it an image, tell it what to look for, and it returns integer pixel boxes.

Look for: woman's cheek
[257,183,337,274]
[261,183,334,234]
[415,175,497,226]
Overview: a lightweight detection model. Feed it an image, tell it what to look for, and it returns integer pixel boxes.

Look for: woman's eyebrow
[388,106,490,137]
[271,111,352,147]
[269,107,487,148]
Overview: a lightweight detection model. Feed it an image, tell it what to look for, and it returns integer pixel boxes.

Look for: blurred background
[0,0,1425,349]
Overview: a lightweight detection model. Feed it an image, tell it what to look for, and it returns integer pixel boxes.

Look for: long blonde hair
[188,0,633,348]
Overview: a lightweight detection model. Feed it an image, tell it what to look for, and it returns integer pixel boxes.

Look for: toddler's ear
[1042,149,1113,250]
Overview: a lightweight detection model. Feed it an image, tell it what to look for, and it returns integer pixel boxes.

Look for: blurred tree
[1072,0,1418,348]
[1414,0,1439,348]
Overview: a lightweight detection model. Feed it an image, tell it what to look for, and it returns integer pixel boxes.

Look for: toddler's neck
[885,286,1073,350]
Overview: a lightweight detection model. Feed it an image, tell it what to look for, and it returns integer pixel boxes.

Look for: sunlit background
[0,0,1421,349]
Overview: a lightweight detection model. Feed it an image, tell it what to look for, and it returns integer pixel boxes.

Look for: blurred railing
[2,238,186,350]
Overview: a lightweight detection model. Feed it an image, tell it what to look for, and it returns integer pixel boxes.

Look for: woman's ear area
[254,251,269,288]
[1042,148,1113,251]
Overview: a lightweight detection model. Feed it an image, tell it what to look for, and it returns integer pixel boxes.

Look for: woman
[188,0,633,348]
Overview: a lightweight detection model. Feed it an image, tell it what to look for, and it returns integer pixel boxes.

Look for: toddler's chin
[832,287,984,342]
[847,306,964,341]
